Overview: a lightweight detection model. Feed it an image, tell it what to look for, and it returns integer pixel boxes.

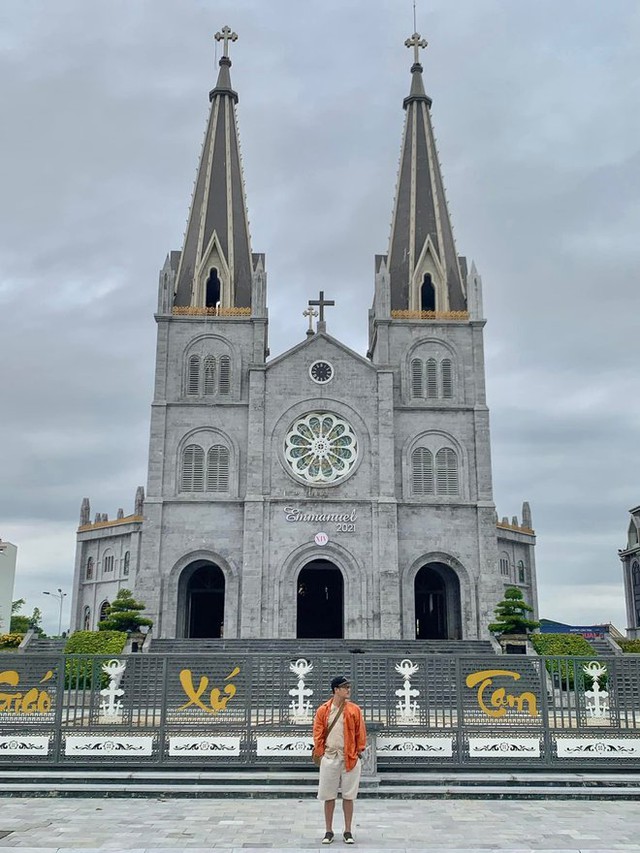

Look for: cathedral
[70,29,538,641]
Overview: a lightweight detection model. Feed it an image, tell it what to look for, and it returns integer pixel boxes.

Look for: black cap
[331,675,350,691]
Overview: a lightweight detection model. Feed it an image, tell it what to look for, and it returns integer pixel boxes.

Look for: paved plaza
[0,796,638,851]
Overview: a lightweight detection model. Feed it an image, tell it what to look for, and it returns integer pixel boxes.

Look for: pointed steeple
[386,34,466,312]
[174,27,254,309]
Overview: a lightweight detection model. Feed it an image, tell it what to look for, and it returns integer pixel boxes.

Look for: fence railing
[1,652,639,768]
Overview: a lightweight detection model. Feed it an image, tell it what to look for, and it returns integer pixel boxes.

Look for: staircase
[148,638,496,655]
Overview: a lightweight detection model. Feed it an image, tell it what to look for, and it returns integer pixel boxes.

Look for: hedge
[617,639,640,654]
[530,633,603,689]
[64,630,127,689]
[0,633,24,649]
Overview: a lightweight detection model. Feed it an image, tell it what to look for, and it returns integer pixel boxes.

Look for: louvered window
[441,359,453,398]
[517,560,526,583]
[187,355,200,395]
[86,557,94,580]
[103,554,114,572]
[123,551,130,576]
[219,356,231,394]
[411,447,434,496]
[426,358,438,398]
[207,445,230,492]
[500,556,510,577]
[181,444,205,491]
[411,359,423,398]
[99,600,110,623]
[203,356,216,395]
[435,447,459,495]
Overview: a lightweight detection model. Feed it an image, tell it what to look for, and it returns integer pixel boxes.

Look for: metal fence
[1,652,639,768]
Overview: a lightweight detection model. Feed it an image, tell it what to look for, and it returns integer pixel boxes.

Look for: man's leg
[324,799,336,831]
[342,797,354,832]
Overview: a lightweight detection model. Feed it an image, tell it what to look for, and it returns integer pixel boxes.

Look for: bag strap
[325,702,345,737]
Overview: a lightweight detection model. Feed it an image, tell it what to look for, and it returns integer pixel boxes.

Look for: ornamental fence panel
[0,652,638,768]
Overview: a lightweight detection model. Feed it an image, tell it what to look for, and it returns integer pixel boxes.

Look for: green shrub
[489,587,540,635]
[617,639,640,653]
[0,633,24,649]
[530,633,604,689]
[63,631,127,689]
[98,589,152,633]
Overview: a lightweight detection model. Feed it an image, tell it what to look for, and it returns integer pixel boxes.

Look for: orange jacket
[313,698,367,772]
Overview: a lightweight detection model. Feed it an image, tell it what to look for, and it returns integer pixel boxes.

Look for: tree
[488,587,540,636]
[10,599,43,634]
[97,589,153,633]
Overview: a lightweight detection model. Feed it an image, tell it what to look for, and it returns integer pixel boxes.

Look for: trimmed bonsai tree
[489,587,540,636]
[97,588,153,633]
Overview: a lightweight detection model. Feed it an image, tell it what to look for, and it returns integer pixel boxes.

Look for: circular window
[284,412,358,484]
[309,360,334,384]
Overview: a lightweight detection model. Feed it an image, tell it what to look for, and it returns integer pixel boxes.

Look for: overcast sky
[1,1,638,635]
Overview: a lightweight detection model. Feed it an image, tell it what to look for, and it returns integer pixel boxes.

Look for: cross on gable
[215,25,238,57]
[404,31,428,65]
[308,291,335,323]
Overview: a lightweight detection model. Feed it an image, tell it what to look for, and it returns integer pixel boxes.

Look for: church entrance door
[296,559,343,639]
[415,563,461,639]
[184,562,225,638]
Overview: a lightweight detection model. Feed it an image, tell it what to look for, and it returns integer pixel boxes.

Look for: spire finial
[214,25,238,58]
[404,32,427,66]
[303,306,318,337]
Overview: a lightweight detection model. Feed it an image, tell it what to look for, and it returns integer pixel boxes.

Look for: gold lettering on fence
[178,666,241,714]
[0,670,54,714]
[465,669,538,718]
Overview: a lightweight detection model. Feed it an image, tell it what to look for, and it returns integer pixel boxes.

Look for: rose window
[284,412,358,484]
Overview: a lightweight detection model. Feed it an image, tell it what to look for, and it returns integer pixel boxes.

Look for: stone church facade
[70,32,538,640]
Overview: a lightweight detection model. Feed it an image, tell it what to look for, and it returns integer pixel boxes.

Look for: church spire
[386,33,466,312]
[173,27,254,309]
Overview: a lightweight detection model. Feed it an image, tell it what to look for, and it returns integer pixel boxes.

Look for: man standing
[313,675,367,844]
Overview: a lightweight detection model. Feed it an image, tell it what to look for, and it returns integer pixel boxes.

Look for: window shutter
[411,359,423,398]
[123,551,130,576]
[411,447,434,496]
[181,444,205,491]
[436,447,458,495]
[86,557,94,580]
[219,356,231,394]
[441,359,453,398]
[203,356,216,395]
[517,560,526,583]
[426,358,438,398]
[207,444,230,492]
[187,355,200,395]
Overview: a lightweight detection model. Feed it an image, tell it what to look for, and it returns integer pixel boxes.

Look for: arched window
[411,448,434,496]
[517,560,526,583]
[181,444,205,491]
[207,445,230,492]
[103,553,114,573]
[203,356,216,395]
[426,358,438,399]
[420,273,436,312]
[218,355,231,394]
[633,561,640,623]
[83,606,91,631]
[99,600,110,623]
[187,355,200,395]
[441,359,453,398]
[499,554,510,577]
[86,557,94,580]
[411,359,423,398]
[205,268,221,308]
[123,551,130,576]
[435,447,458,495]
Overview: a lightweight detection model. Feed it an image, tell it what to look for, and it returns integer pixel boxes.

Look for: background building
[0,540,18,633]
[70,33,537,640]
[620,505,640,638]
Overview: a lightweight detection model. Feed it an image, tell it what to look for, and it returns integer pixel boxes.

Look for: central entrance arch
[180,561,225,638]
[414,562,461,639]
[296,559,343,639]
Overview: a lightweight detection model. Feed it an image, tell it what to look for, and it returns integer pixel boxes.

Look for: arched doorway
[296,559,343,639]
[414,563,461,639]
[182,561,225,638]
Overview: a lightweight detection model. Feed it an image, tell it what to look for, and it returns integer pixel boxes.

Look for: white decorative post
[99,659,127,721]
[394,659,420,722]
[288,658,314,722]
[583,661,609,719]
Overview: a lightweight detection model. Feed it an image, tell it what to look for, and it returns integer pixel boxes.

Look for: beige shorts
[317,753,362,801]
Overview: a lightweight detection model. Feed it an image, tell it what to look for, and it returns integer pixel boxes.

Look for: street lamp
[43,588,67,636]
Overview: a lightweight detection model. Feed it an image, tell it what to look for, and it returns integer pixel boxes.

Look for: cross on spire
[308,291,335,326]
[215,25,238,58]
[404,31,428,65]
